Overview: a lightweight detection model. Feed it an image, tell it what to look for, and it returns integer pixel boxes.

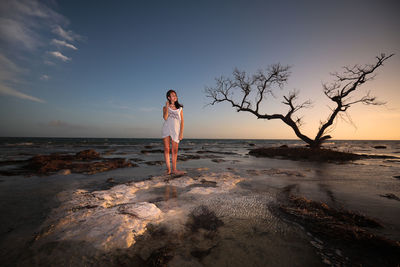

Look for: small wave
[149,142,161,146]
[322,142,336,145]
[6,142,34,146]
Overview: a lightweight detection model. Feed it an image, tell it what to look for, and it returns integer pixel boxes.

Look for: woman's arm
[179,109,184,140]
[163,101,169,120]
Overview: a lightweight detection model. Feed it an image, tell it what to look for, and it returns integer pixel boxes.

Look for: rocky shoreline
[13,168,398,266]
[24,172,247,266]
[1,142,399,266]
[248,146,399,162]
[270,184,400,266]
[1,146,398,177]
[0,149,136,176]
[0,148,238,177]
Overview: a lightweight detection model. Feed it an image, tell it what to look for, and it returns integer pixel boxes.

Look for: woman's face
[168,92,178,103]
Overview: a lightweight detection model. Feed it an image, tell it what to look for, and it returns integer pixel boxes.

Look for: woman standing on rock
[162,89,185,175]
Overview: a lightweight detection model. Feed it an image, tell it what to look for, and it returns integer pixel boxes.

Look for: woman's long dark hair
[166,89,183,109]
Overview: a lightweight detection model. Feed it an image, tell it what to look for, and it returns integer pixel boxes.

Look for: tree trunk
[309,140,321,149]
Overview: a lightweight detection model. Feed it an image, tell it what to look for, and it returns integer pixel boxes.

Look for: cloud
[0,83,45,103]
[0,0,68,50]
[2,0,67,23]
[40,74,50,81]
[0,53,44,103]
[0,53,27,83]
[0,17,43,50]
[0,0,83,103]
[44,60,55,66]
[51,25,83,42]
[48,51,71,62]
[51,39,77,50]
[0,0,84,55]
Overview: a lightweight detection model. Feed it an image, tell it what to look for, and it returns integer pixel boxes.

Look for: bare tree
[205,53,394,148]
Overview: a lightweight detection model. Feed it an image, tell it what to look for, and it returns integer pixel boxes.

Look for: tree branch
[315,53,394,142]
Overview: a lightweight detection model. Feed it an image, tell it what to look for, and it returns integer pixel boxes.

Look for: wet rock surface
[0,149,136,176]
[23,172,249,266]
[138,151,226,163]
[379,193,400,201]
[249,147,363,162]
[200,179,217,187]
[5,168,376,266]
[141,153,226,163]
[177,154,201,161]
[196,150,238,155]
[144,160,164,166]
[248,146,400,162]
[211,158,226,163]
[141,149,164,154]
[129,157,145,162]
[130,205,224,266]
[186,205,224,232]
[271,185,400,266]
[246,168,306,177]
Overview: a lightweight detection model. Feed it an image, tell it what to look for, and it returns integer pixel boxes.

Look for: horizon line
[0,136,399,141]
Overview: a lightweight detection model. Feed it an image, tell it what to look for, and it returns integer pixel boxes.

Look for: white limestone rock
[34,172,243,252]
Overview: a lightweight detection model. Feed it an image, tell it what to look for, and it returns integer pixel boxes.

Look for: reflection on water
[164,184,178,201]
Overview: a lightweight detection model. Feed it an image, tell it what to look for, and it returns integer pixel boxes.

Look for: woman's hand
[179,133,183,140]
[163,101,169,120]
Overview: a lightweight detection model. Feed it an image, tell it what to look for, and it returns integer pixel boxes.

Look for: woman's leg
[163,136,171,174]
[171,140,185,174]
[171,140,178,172]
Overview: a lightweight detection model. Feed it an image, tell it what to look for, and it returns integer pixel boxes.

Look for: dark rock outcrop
[75,149,101,159]
[144,161,164,166]
[248,146,399,162]
[196,150,237,155]
[272,186,400,266]
[141,149,164,154]
[186,205,224,233]
[249,147,362,162]
[379,193,400,201]
[211,159,226,163]
[178,154,201,161]
[0,149,136,176]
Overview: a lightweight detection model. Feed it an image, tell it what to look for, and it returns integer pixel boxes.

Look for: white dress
[162,106,182,143]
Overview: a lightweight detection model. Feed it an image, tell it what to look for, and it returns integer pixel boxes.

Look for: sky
[0,0,399,140]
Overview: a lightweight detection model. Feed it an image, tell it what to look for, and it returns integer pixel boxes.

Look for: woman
[162,89,185,175]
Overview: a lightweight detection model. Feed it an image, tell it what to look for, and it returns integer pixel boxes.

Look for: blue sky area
[1,0,399,139]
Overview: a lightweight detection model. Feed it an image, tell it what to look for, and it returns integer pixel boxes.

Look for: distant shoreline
[0,137,399,141]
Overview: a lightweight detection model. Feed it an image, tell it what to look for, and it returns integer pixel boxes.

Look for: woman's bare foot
[172,170,186,175]
[164,169,171,175]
